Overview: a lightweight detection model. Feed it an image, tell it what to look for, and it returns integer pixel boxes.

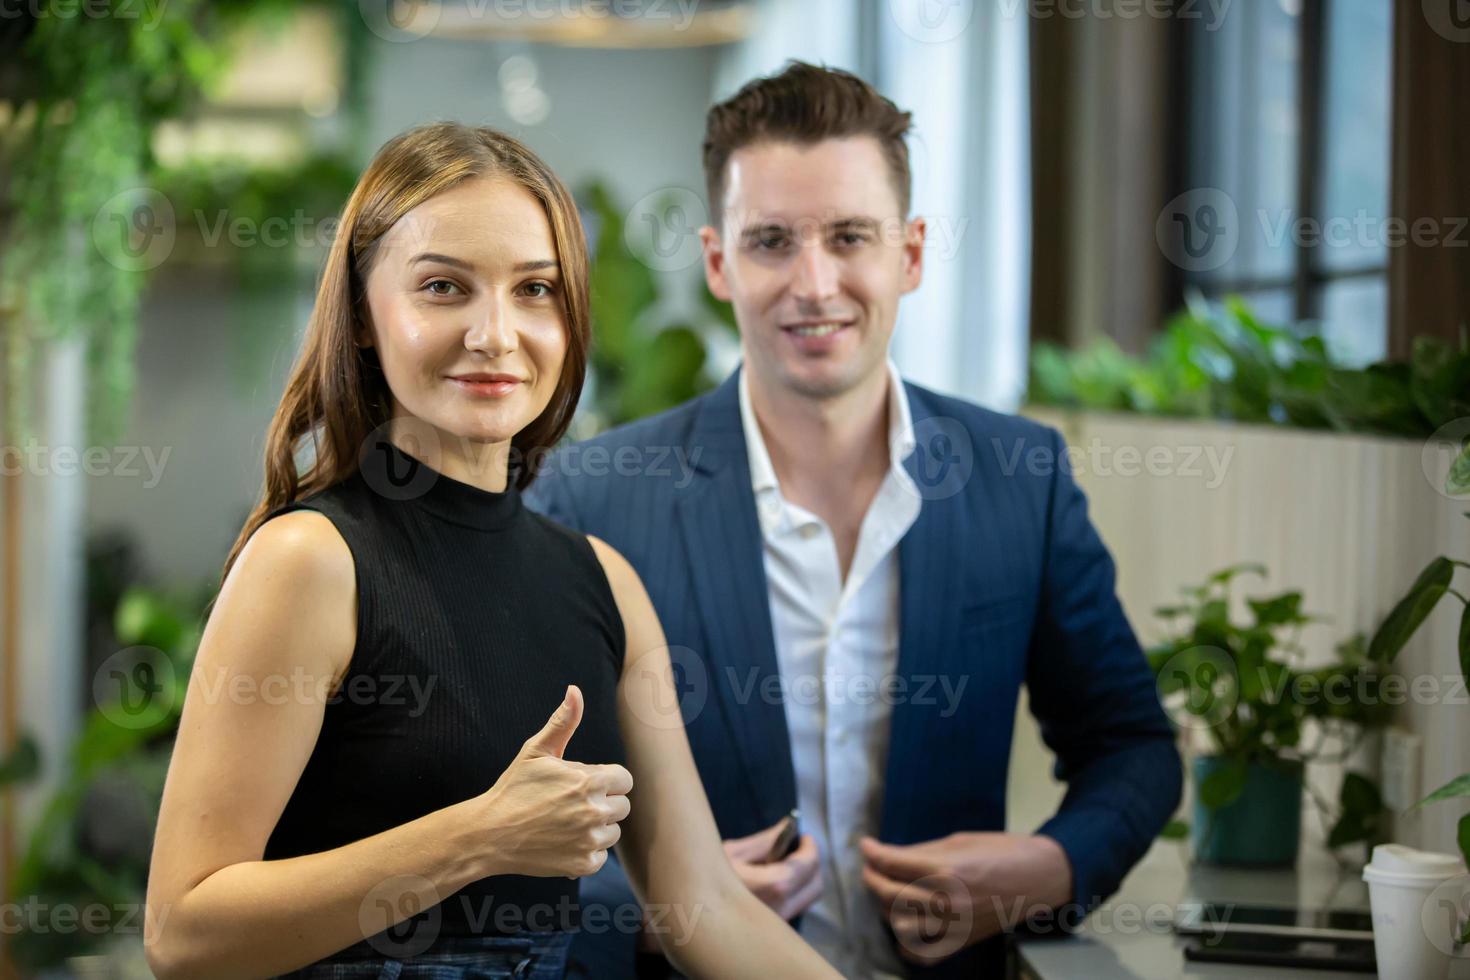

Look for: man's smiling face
[701,136,925,402]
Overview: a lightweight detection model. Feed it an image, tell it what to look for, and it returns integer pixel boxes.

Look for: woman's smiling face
[361,175,568,450]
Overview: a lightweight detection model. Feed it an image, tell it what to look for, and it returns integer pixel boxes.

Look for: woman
[144,122,841,980]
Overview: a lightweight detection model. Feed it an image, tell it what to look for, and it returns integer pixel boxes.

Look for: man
[527,62,1180,979]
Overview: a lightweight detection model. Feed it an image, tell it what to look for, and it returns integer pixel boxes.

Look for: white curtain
[715,0,1032,411]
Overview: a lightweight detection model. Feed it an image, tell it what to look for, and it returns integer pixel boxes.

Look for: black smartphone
[1183,932,1376,972]
[766,810,801,862]
[1174,902,1374,941]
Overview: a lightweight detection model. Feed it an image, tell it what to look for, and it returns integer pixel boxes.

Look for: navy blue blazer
[526,367,1181,979]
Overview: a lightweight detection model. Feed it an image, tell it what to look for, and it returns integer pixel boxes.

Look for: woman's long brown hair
[220,122,590,586]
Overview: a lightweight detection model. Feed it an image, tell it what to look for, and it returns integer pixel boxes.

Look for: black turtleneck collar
[356,431,522,532]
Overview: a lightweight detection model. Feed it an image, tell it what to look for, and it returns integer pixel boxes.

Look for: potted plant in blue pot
[1148,564,1392,866]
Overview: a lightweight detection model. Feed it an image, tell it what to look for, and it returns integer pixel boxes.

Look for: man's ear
[901,215,927,295]
[700,224,732,302]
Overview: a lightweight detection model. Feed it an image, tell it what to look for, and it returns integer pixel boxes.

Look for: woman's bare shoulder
[585,534,634,589]
[215,509,357,684]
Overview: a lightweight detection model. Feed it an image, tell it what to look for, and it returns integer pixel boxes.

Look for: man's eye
[834,232,867,247]
[424,279,461,297]
[758,234,790,250]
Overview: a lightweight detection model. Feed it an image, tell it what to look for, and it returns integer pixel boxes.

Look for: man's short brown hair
[702,61,914,225]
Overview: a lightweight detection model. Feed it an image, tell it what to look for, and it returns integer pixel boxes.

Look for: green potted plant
[1148,564,1392,866]
[1028,294,1470,454]
[1366,512,1470,943]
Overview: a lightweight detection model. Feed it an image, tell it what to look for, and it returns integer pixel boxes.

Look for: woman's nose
[464,299,516,357]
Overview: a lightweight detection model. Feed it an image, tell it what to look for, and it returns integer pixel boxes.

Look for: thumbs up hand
[471,686,634,879]
[520,683,587,761]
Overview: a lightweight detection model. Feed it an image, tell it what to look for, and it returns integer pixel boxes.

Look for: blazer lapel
[674,369,797,822]
[880,384,966,843]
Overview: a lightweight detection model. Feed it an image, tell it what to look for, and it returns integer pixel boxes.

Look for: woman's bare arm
[589,537,841,979]
[146,514,630,980]
[144,512,492,979]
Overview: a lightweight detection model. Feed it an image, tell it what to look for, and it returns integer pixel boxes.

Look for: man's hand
[725,819,824,921]
[859,832,1073,966]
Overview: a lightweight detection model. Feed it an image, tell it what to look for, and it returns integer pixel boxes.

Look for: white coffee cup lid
[1362,844,1467,885]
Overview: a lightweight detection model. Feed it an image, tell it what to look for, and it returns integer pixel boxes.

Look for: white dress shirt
[738,360,921,979]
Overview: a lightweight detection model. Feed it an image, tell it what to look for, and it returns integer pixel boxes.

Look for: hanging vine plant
[0,0,312,442]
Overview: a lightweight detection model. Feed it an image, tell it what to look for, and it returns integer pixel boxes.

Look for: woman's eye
[522,281,555,299]
[424,279,460,297]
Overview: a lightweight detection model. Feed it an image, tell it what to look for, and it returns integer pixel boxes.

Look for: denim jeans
[275,931,573,979]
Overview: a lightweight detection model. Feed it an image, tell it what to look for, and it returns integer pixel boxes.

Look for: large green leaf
[1461,600,1470,689]
[1249,591,1305,627]
[1415,773,1470,808]
[1459,812,1470,868]
[617,325,708,422]
[1369,558,1454,663]
[1460,813,1470,944]
[1236,641,1266,703]
[1198,598,1230,630]
[1327,772,1383,849]
[1209,562,1268,586]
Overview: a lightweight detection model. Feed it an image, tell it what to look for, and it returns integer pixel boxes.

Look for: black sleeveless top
[260,434,627,941]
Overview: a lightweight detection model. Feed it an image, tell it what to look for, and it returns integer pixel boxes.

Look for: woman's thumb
[523,685,583,759]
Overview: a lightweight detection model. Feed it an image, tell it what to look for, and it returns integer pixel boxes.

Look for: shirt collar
[738,359,917,512]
